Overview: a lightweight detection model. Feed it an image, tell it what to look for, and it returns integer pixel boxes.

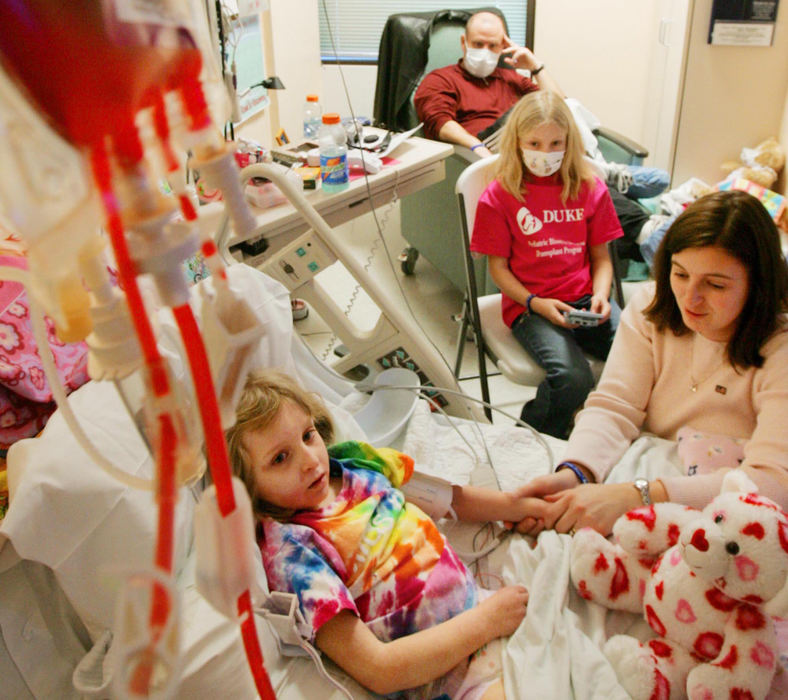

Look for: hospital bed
[7,261,787,699]
[1,8,784,698]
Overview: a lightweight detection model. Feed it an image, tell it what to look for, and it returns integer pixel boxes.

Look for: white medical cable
[353,381,557,477]
[407,387,495,485]
[383,383,555,467]
[413,390,518,567]
[0,265,155,490]
[295,639,354,700]
[318,0,467,390]
[251,599,354,700]
[293,332,555,492]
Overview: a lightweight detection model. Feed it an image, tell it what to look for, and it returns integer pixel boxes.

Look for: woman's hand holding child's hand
[502,492,552,534]
[478,585,529,638]
[507,471,578,536]
[543,482,642,537]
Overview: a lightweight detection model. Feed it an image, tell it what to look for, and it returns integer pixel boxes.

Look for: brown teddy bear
[721,137,785,189]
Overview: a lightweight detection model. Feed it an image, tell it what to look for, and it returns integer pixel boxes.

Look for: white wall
[673,0,788,185]
[532,0,662,154]
[236,0,323,145]
[780,90,788,196]
[321,64,377,122]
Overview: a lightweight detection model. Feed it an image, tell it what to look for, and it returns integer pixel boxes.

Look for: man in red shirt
[414,11,563,159]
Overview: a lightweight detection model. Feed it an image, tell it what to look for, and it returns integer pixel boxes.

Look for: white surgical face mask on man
[463,47,499,79]
[521,148,565,177]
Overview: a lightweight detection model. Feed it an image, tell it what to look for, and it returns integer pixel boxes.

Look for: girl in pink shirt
[471,91,623,439]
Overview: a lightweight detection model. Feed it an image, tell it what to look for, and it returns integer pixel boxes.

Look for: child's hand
[503,492,551,530]
[478,585,529,638]
[529,296,575,327]
[589,294,611,321]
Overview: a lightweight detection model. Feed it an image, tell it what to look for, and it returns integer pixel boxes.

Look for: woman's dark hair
[645,189,788,368]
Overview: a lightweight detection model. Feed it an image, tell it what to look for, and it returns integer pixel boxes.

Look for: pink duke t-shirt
[471,175,623,327]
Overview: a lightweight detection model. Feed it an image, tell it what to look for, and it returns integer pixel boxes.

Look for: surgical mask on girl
[463,47,499,79]
[521,148,565,177]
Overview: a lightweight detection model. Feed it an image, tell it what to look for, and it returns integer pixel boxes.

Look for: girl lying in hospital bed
[514,189,788,537]
[225,369,539,700]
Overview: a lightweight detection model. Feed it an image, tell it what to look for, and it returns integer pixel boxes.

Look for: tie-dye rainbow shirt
[258,441,477,644]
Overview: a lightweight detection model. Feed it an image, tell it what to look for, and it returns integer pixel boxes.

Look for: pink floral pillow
[0,248,89,450]
[676,426,746,476]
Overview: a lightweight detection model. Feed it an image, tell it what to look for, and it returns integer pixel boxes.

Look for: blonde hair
[494,90,595,203]
[225,369,334,520]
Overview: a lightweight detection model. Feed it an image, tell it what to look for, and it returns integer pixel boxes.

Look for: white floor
[295,203,536,425]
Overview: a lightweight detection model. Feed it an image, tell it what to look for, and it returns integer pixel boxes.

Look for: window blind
[318,1,528,62]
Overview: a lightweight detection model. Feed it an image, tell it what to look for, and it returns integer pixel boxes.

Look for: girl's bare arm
[315,585,528,695]
[488,255,573,326]
[450,484,551,524]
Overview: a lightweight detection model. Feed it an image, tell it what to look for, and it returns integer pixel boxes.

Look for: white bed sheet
[405,409,788,699]
[401,403,679,699]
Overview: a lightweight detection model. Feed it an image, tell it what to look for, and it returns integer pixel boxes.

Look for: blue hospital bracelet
[556,461,589,484]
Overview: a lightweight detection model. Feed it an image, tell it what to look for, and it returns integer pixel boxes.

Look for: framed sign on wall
[708,0,780,45]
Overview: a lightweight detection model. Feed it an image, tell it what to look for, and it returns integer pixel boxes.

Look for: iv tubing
[150,90,198,222]
[0,265,154,489]
[101,86,272,696]
[126,412,178,696]
[90,145,171,398]
[171,304,235,514]
[153,411,177,612]
[238,589,276,700]
[90,143,180,694]
[171,303,276,699]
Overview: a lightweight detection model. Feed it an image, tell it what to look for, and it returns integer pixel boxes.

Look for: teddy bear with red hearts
[570,471,788,699]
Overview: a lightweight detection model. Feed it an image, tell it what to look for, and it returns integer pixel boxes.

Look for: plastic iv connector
[193,476,261,620]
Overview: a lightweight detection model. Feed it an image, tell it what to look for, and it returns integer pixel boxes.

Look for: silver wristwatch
[633,478,652,506]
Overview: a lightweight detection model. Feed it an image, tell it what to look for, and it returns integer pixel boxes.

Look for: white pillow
[2,378,196,642]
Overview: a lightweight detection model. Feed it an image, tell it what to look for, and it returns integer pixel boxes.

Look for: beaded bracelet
[556,461,589,484]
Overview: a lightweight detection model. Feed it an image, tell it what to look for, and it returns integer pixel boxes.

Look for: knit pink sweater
[564,283,788,510]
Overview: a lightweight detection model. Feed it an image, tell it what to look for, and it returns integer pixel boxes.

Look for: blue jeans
[640,213,677,269]
[626,165,669,200]
[511,294,621,439]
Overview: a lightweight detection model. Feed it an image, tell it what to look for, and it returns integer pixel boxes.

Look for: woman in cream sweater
[515,189,788,536]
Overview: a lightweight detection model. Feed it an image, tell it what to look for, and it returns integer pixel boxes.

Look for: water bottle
[318,113,349,193]
[302,94,322,139]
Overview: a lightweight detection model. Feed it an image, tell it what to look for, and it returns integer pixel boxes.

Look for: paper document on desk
[378,124,423,158]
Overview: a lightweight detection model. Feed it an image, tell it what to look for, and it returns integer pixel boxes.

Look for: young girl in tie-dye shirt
[226,370,538,700]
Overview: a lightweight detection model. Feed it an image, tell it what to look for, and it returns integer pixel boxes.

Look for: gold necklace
[689,335,725,392]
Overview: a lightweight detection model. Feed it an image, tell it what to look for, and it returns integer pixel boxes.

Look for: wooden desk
[224,134,453,262]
